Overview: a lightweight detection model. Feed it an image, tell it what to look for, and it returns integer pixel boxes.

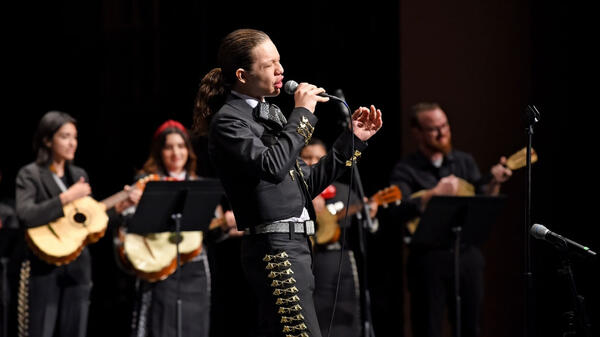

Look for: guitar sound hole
[169,233,183,244]
[73,212,87,223]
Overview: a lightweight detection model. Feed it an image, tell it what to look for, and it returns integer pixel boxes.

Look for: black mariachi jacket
[208,95,367,230]
[15,162,93,271]
[15,162,89,229]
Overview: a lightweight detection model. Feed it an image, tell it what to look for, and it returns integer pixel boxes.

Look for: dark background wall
[1,1,591,337]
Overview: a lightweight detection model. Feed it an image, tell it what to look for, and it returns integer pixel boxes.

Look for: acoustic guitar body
[122,231,203,282]
[26,196,108,266]
[314,185,402,245]
[315,210,341,245]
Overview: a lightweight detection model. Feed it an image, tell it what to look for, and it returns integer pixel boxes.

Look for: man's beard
[425,138,452,155]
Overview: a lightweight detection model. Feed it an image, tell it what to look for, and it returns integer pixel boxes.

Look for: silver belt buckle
[247,220,315,235]
[304,220,315,235]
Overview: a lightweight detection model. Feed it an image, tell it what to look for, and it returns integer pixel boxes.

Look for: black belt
[245,220,315,236]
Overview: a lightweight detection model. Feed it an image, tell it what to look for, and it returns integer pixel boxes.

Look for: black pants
[241,232,321,337]
[209,236,257,337]
[22,248,92,337]
[313,248,361,337]
[407,246,484,337]
[132,250,211,337]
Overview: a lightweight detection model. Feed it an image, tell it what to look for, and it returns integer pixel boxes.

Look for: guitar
[116,215,225,282]
[406,147,538,234]
[314,185,402,245]
[25,174,160,266]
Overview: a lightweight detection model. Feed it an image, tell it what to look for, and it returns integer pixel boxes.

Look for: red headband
[153,120,188,139]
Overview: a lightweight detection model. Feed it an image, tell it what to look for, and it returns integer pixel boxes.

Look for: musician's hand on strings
[417,175,459,211]
[115,185,143,214]
[312,195,326,214]
[223,210,244,237]
[491,156,512,184]
[60,177,91,205]
[433,175,459,196]
[365,197,378,219]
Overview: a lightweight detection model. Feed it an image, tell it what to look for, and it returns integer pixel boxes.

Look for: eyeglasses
[420,122,449,134]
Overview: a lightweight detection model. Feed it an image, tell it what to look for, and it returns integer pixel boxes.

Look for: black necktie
[254,101,287,128]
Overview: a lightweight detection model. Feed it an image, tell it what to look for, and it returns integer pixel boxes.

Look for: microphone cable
[325,98,356,337]
[284,81,368,336]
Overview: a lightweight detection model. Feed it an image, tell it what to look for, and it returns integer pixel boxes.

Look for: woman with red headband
[117,119,237,337]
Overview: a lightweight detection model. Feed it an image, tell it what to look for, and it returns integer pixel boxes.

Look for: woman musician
[117,119,236,337]
[15,111,137,337]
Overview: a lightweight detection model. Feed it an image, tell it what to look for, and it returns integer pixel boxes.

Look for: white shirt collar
[231,89,264,108]
[431,157,443,168]
[168,171,187,181]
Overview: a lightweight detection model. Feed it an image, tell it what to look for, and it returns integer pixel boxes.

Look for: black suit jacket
[15,162,89,229]
[208,95,367,229]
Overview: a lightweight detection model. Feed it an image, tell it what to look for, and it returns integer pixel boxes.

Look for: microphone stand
[352,169,377,337]
[171,213,183,337]
[558,252,593,337]
[524,105,540,337]
[335,89,377,337]
[529,228,594,336]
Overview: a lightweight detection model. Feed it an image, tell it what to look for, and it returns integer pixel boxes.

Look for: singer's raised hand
[351,105,382,141]
[294,82,329,113]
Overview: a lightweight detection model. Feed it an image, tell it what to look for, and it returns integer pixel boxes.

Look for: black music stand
[411,195,506,337]
[128,179,223,337]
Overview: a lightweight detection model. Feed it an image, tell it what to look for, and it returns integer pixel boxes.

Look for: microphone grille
[284,80,298,95]
[530,223,549,239]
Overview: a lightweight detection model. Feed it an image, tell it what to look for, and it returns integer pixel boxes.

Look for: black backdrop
[1,1,593,337]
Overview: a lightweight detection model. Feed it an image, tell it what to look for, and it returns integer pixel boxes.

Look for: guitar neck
[335,203,363,220]
[332,185,402,220]
[100,189,130,210]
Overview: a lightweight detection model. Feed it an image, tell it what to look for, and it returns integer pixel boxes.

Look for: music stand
[411,195,506,337]
[128,179,223,337]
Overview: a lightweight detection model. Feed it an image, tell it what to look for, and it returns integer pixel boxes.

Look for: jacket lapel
[67,163,86,182]
[39,165,64,198]
[225,95,266,136]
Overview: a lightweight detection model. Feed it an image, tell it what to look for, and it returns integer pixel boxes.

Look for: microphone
[284,80,344,102]
[530,224,596,257]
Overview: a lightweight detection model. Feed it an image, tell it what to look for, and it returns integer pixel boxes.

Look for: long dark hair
[192,28,271,135]
[33,111,77,165]
[140,126,198,178]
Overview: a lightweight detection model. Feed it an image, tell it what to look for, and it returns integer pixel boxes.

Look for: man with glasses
[389,102,512,337]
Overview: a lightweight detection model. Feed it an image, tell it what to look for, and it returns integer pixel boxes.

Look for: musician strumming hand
[15,111,136,337]
[389,102,512,337]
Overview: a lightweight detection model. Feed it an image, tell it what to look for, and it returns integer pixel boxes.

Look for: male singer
[193,28,382,337]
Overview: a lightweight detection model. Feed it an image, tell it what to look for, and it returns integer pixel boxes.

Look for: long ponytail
[192,68,227,136]
[192,28,271,136]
